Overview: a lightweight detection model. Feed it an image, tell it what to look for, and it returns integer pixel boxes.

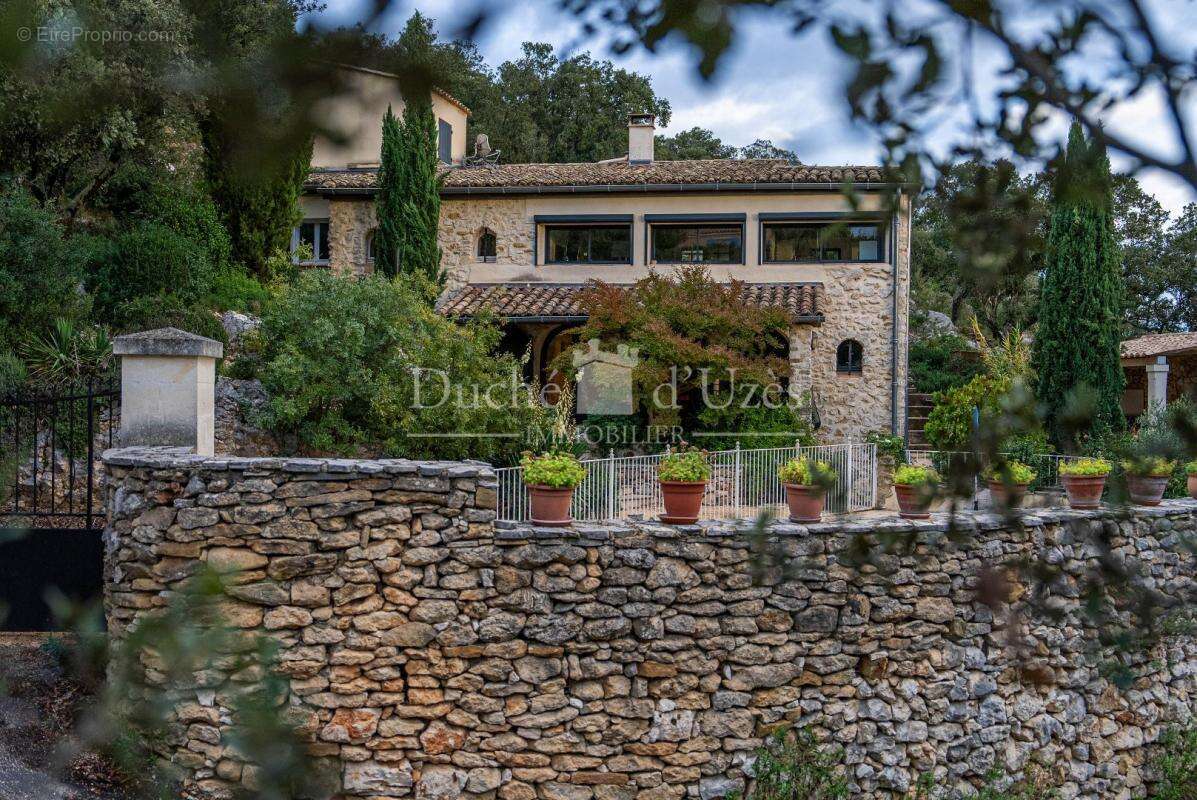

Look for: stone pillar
[1146,356,1170,411]
[112,328,223,456]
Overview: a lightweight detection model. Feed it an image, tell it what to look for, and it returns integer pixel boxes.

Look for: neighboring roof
[331,62,471,115]
[437,282,824,323]
[306,160,893,196]
[1121,332,1197,360]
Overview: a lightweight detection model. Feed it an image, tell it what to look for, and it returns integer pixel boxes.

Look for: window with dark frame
[292,220,330,263]
[651,224,743,264]
[763,221,882,263]
[836,339,864,374]
[477,228,497,262]
[545,225,631,264]
[365,229,376,262]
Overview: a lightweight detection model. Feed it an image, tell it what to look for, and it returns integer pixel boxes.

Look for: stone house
[298,76,914,441]
[1121,331,1197,419]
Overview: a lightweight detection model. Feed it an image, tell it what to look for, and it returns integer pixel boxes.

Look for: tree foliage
[375,106,404,278]
[396,95,443,285]
[1034,124,1126,445]
[912,161,1046,339]
[0,187,90,348]
[655,127,736,160]
[240,271,548,465]
[574,268,813,445]
[0,0,194,216]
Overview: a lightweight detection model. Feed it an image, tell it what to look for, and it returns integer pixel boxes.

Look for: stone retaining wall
[103,447,1197,800]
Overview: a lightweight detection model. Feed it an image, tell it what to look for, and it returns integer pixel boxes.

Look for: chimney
[627,113,655,164]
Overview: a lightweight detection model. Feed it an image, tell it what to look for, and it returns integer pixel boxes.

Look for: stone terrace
[102,447,1197,800]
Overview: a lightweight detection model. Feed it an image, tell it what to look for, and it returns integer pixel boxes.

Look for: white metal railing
[904,450,1081,495]
[496,442,877,523]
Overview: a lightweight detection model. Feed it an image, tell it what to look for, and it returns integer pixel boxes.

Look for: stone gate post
[112,327,223,456]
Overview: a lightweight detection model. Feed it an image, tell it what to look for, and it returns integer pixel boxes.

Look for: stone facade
[104,447,1196,800]
[792,259,910,440]
[326,198,528,289]
[323,192,909,441]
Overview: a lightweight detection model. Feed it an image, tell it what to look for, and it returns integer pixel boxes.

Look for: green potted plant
[985,461,1037,509]
[892,465,938,520]
[522,451,586,527]
[1058,457,1112,509]
[778,457,838,523]
[1188,461,1197,500]
[658,447,711,524]
[1122,456,1176,507]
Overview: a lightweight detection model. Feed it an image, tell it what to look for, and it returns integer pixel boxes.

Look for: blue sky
[310,0,1197,215]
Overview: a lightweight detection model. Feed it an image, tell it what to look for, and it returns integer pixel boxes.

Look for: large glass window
[651,224,743,264]
[292,220,330,263]
[763,221,882,263]
[545,225,631,264]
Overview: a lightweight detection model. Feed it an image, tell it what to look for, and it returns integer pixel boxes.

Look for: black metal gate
[0,380,118,630]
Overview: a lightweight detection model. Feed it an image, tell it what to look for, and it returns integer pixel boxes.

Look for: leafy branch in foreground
[58,567,329,800]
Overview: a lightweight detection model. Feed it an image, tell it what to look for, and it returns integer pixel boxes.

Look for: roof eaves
[328,61,472,115]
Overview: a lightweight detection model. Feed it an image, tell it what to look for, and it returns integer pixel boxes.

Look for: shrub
[1152,726,1197,800]
[909,332,982,394]
[659,449,711,482]
[1186,462,1197,476]
[1122,457,1176,477]
[779,457,838,488]
[85,222,217,320]
[207,267,272,313]
[1059,457,1112,477]
[726,726,848,800]
[97,163,232,272]
[0,187,91,348]
[985,461,1037,485]
[894,464,938,486]
[866,430,906,464]
[521,451,586,488]
[694,394,815,452]
[112,295,229,353]
[924,374,1004,450]
[245,271,547,465]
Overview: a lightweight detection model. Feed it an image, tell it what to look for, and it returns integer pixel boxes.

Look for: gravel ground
[0,633,130,800]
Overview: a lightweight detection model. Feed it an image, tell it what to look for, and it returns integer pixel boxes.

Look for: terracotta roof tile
[1121,332,1197,359]
[306,160,890,193]
[437,282,823,322]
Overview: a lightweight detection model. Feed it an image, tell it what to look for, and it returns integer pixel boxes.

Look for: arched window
[477,228,497,262]
[836,339,863,374]
[365,229,377,263]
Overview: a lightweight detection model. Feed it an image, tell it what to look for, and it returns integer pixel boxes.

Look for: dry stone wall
[103,447,1197,800]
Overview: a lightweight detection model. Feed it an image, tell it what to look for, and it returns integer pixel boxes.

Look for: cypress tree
[374,106,405,278]
[397,95,444,287]
[1033,122,1126,445]
[201,102,312,275]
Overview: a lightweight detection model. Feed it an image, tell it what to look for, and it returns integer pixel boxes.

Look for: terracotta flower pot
[987,480,1029,509]
[660,480,707,524]
[1061,474,1106,510]
[894,483,933,520]
[527,484,574,527]
[1126,474,1169,507]
[784,484,826,523]
[1189,474,1197,500]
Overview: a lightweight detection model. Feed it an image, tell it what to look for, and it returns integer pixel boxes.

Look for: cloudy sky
[311,0,1197,215]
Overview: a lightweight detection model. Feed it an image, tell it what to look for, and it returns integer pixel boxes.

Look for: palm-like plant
[21,318,114,387]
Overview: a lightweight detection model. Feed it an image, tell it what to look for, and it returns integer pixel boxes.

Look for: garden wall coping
[101,446,497,479]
